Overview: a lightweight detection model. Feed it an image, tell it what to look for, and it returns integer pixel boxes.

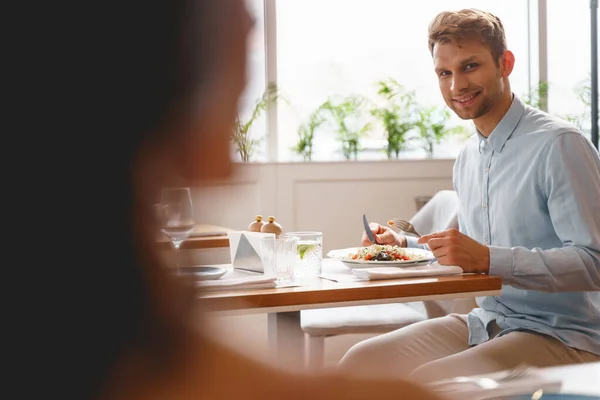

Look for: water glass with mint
[284,231,323,277]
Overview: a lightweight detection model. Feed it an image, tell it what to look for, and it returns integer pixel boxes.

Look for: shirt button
[483,202,487,208]
[484,167,489,173]
[484,240,489,245]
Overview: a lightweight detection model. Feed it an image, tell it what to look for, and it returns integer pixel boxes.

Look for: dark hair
[428,8,507,64]
[30,1,239,398]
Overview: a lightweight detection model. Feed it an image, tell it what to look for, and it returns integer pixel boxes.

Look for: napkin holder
[228,231,275,273]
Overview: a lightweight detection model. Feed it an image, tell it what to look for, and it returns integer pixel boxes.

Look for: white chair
[300,189,475,367]
[404,190,474,318]
[409,189,459,241]
[301,302,428,369]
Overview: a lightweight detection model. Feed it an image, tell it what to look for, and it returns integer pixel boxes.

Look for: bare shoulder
[197,337,444,400]
[102,334,444,400]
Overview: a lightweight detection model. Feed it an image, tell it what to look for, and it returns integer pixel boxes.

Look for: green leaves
[320,95,371,160]
[292,105,327,161]
[525,75,594,139]
[289,76,475,161]
[575,76,591,107]
[415,106,459,158]
[523,80,549,110]
[371,79,417,159]
[232,83,280,162]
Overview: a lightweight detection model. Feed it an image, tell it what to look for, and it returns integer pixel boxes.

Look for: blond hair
[428,9,507,64]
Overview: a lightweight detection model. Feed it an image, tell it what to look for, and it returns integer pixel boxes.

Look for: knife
[362,214,378,244]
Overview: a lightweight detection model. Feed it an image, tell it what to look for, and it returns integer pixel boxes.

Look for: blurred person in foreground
[339,8,600,382]
[30,1,446,399]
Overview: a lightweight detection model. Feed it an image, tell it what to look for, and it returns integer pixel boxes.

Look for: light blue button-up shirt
[410,94,600,355]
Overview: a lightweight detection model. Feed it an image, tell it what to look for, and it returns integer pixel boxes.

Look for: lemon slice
[297,244,317,259]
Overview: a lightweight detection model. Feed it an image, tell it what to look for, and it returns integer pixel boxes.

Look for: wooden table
[200,271,501,315]
[158,224,233,250]
[198,259,502,367]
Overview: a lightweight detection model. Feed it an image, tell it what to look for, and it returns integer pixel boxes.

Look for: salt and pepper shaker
[248,215,266,232]
[260,216,283,237]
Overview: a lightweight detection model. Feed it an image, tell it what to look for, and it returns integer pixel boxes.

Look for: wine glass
[159,187,195,274]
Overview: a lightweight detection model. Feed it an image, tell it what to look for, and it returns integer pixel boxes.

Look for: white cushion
[300,302,427,336]
[410,189,459,235]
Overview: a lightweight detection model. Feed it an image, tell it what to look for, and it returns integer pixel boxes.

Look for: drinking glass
[285,231,323,277]
[260,235,298,284]
[159,187,195,274]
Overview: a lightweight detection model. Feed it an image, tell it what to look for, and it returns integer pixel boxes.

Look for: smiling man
[339,9,600,381]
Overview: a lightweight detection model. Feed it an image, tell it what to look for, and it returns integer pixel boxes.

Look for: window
[235,0,267,162]
[236,0,597,162]
[547,0,595,139]
[275,0,531,161]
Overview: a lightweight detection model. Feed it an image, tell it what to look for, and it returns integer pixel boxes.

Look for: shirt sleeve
[405,236,429,250]
[489,132,600,292]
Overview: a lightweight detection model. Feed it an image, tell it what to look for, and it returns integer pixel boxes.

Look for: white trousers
[337,314,599,383]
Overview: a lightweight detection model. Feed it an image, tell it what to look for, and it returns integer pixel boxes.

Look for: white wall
[180,159,454,265]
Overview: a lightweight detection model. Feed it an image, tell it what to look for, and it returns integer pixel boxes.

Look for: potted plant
[370,78,417,159]
[232,83,279,162]
[574,75,591,110]
[292,105,326,161]
[415,105,466,158]
[321,95,371,160]
[522,80,549,110]
[561,76,595,138]
[527,76,594,137]
[572,76,593,132]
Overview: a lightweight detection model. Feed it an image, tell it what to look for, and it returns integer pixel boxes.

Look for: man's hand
[361,223,406,247]
[417,228,490,274]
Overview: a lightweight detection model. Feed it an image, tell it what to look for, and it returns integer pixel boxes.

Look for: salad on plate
[346,244,429,262]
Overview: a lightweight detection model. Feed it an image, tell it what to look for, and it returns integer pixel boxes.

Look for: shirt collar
[477,94,525,153]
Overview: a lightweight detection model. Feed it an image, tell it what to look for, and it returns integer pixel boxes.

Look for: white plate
[177,265,228,280]
[327,247,435,269]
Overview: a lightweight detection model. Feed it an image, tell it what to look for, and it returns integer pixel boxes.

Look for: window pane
[277,0,530,161]
[235,0,267,162]
[547,0,596,139]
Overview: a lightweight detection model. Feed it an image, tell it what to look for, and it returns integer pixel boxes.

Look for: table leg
[267,311,305,369]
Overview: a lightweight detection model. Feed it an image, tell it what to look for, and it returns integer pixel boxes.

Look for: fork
[389,218,421,237]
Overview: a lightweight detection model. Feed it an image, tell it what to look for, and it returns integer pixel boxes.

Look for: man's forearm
[489,245,600,292]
